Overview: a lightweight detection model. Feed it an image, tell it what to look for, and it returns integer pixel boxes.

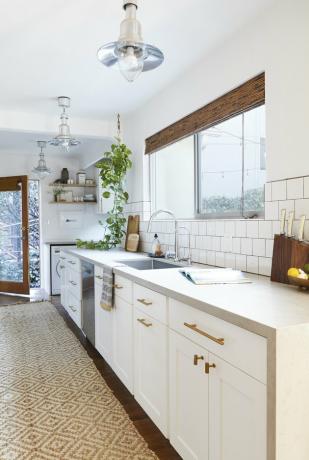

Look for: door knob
[193,354,204,366]
[205,362,216,374]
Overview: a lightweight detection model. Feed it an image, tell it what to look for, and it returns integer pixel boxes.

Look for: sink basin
[116,259,182,270]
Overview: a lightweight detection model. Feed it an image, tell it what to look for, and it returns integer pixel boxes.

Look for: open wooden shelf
[49,201,97,205]
[49,183,96,188]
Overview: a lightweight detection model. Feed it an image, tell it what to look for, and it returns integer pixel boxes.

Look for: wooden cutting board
[125,215,140,251]
[271,234,309,284]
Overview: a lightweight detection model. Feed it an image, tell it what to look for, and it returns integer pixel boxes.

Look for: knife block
[271,235,309,284]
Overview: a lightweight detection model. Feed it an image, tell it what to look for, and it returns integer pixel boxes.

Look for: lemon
[287,268,299,277]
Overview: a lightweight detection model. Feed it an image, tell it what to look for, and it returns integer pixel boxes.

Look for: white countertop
[62,248,309,337]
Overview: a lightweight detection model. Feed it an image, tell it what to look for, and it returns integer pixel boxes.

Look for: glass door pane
[0,176,29,294]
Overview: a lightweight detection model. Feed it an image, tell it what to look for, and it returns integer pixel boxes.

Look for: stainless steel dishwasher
[81,261,95,346]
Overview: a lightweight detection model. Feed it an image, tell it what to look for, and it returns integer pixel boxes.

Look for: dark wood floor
[50,296,181,460]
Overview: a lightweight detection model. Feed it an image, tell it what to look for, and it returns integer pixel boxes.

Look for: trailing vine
[76,137,132,250]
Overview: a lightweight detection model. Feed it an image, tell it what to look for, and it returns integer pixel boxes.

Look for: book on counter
[180,268,251,285]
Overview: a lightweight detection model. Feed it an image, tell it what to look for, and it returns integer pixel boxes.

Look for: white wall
[124,0,309,203]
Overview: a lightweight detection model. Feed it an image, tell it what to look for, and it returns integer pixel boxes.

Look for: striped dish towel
[100,266,114,311]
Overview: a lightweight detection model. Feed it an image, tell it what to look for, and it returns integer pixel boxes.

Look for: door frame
[0,176,29,295]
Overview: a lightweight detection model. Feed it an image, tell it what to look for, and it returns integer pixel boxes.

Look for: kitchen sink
[116,259,183,270]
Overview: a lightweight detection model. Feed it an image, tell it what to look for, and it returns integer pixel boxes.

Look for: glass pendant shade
[32,141,51,179]
[49,97,80,152]
[97,1,164,82]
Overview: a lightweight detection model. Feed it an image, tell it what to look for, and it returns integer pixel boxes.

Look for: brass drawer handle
[96,275,103,280]
[60,265,65,269]
[205,362,216,374]
[60,257,66,260]
[137,318,153,328]
[69,305,77,312]
[69,261,76,265]
[184,322,225,346]
[70,280,77,286]
[114,284,123,289]
[137,298,153,306]
[193,354,204,366]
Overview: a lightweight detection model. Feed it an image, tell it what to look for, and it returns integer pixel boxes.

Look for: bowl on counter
[288,276,309,290]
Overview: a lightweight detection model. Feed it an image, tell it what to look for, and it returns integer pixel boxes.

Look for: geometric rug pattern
[0,302,158,459]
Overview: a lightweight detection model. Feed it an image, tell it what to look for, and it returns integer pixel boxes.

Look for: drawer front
[67,268,82,300]
[114,275,133,304]
[95,265,104,285]
[66,254,81,272]
[67,291,81,328]
[169,299,267,384]
[134,284,167,324]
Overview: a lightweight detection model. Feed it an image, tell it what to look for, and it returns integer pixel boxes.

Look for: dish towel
[100,266,114,311]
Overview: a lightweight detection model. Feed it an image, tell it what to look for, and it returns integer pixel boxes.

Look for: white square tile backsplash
[287,177,304,199]
[134,174,309,278]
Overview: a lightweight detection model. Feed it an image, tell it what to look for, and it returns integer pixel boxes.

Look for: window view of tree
[0,180,40,288]
[197,104,265,217]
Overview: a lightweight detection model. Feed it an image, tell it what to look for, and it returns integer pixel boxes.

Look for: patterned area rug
[0,302,158,460]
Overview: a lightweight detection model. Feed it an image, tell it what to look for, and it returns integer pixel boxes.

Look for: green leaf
[103,191,111,199]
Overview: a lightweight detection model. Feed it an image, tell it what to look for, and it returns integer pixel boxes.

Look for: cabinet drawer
[66,291,81,328]
[67,268,82,300]
[114,275,133,303]
[66,254,81,272]
[94,265,104,285]
[169,299,267,384]
[134,284,167,324]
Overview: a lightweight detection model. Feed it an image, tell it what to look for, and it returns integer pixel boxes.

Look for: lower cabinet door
[112,296,134,393]
[169,330,209,460]
[94,282,113,367]
[134,309,168,437]
[209,353,267,460]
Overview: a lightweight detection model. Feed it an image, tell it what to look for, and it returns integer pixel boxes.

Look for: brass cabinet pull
[205,362,216,374]
[69,261,76,265]
[70,280,77,286]
[137,318,153,328]
[137,298,153,306]
[184,322,225,346]
[193,354,204,366]
[96,275,103,280]
[60,265,65,269]
[114,284,123,289]
[60,256,66,260]
[69,305,77,312]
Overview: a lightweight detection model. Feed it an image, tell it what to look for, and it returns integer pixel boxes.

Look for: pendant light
[49,96,80,152]
[32,141,51,179]
[97,0,164,82]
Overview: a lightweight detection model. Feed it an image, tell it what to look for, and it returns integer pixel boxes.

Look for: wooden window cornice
[145,73,265,154]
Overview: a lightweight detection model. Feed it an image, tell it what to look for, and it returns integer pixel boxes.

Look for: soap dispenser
[151,234,163,257]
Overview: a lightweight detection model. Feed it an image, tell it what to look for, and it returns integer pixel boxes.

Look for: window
[29,180,40,288]
[196,105,265,218]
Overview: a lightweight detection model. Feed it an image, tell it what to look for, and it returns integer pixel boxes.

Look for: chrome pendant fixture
[32,141,51,179]
[97,0,164,82]
[49,96,80,152]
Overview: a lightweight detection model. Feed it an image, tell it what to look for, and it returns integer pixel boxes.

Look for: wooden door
[0,176,29,294]
[209,353,267,460]
[169,330,209,460]
[134,309,168,437]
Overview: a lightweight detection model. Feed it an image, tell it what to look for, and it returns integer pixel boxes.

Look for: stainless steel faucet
[177,226,192,265]
[147,209,178,261]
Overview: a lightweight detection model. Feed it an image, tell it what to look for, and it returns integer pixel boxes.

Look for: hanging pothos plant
[76,137,132,250]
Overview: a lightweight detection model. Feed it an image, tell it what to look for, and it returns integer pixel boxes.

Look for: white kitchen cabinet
[134,309,168,437]
[209,353,266,460]
[94,277,113,367]
[169,330,209,460]
[112,295,134,393]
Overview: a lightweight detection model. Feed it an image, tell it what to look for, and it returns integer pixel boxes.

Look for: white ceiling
[0,0,275,120]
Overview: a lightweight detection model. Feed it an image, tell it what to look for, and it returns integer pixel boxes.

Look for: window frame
[195,106,265,220]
